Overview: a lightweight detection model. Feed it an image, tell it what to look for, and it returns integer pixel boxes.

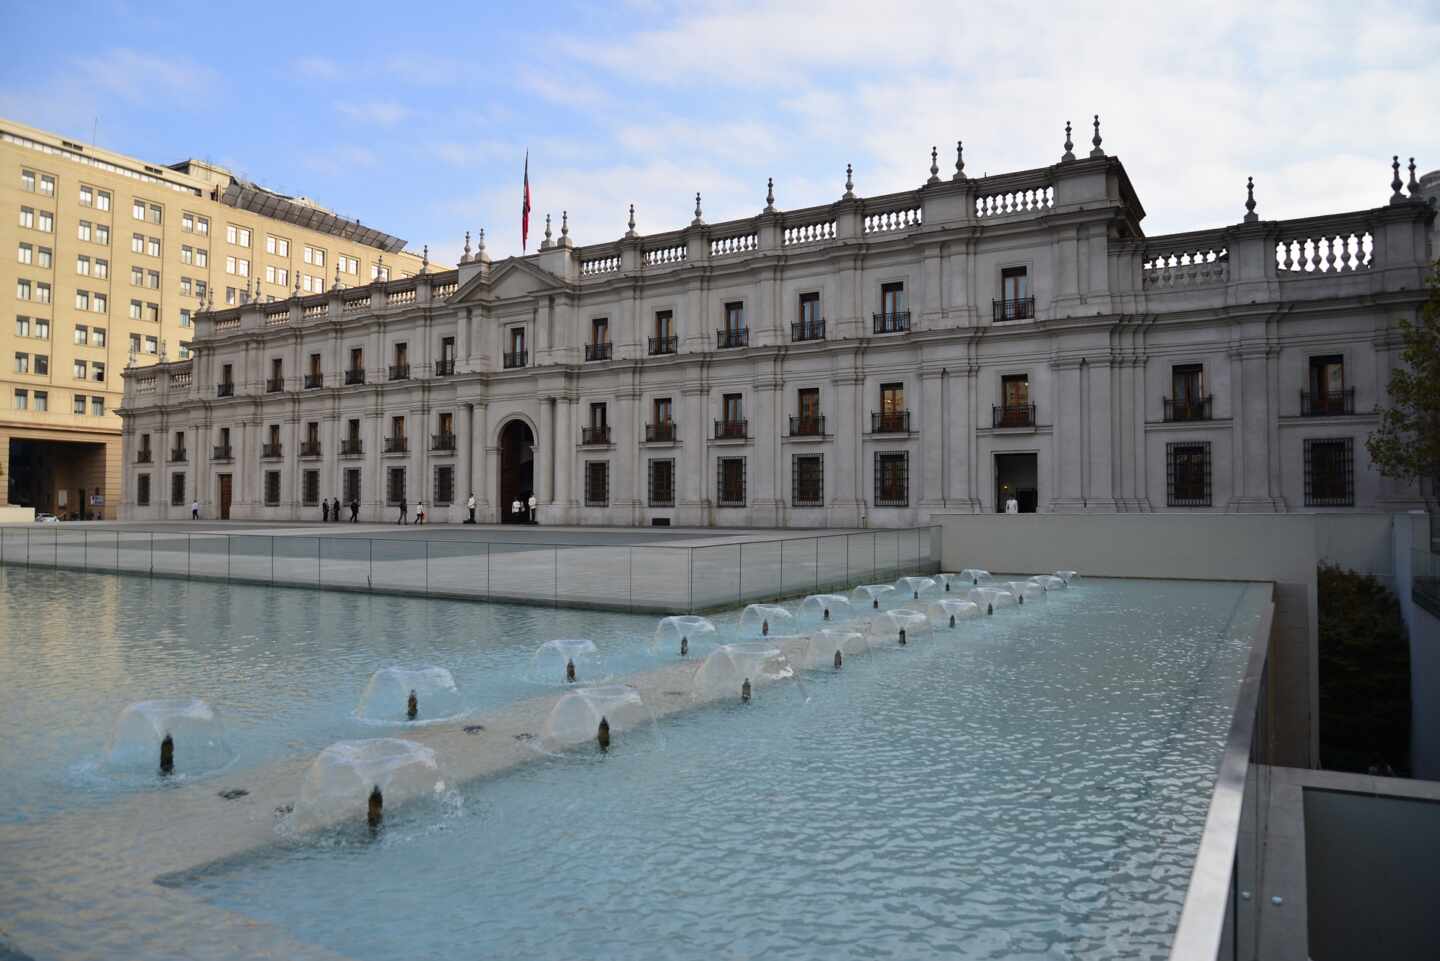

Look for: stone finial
[1089,114,1104,158]
[1061,121,1075,162]
[374,254,385,284]
[293,269,301,297]
[843,163,855,199]
[691,191,704,226]
[953,140,966,180]
[1408,157,1421,198]
[461,230,472,264]
[541,214,554,249]
[420,245,429,274]
[927,145,940,184]
[625,203,637,238]
[159,338,167,362]
[1390,155,1406,204]
[476,228,490,264]
[333,264,342,291]
[1243,176,1258,223]
[764,177,776,213]
[561,210,570,238]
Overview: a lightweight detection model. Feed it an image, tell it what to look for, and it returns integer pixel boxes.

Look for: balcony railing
[434,359,455,377]
[792,319,826,342]
[261,443,282,459]
[873,311,911,334]
[212,445,233,461]
[300,441,322,457]
[790,415,826,436]
[216,382,234,397]
[389,364,410,381]
[340,439,363,457]
[304,373,323,389]
[1301,388,1355,416]
[870,410,911,433]
[345,368,365,385]
[1164,395,1213,422]
[581,426,611,445]
[384,437,408,454]
[993,297,1036,322]
[266,377,284,393]
[714,418,748,439]
[585,342,613,362]
[136,449,153,464]
[430,432,456,452]
[646,421,676,443]
[503,350,527,369]
[716,328,749,349]
[993,404,1037,429]
[168,448,186,463]
[649,335,677,356]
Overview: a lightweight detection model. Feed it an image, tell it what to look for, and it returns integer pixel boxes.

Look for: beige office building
[1,117,429,518]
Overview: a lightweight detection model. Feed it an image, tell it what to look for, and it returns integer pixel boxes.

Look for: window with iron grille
[343,468,361,507]
[302,469,320,506]
[136,473,151,506]
[585,461,610,507]
[169,472,185,506]
[648,459,675,507]
[264,470,281,506]
[717,457,746,507]
[433,465,455,506]
[874,452,908,507]
[1305,438,1354,506]
[792,454,823,507]
[386,467,406,506]
[1166,442,1211,507]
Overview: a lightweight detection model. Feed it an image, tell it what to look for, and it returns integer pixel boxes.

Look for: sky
[3,0,1438,266]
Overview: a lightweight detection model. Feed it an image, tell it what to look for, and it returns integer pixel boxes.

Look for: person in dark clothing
[322,500,330,522]
[332,497,342,521]
[350,499,359,522]
[397,499,408,524]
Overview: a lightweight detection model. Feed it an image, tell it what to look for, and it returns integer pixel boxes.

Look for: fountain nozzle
[872,598,879,609]
[761,619,769,637]
[913,590,919,600]
[833,649,843,670]
[741,678,752,703]
[406,689,418,721]
[945,582,950,592]
[823,608,830,621]
[949,614,956,628]
[566,658,576,683]
[987,603,993,616]
[367,785,383,832]
[159,733,174,776]
[898,628,907,646]
[597,716,611,752]
[680,636,689,657]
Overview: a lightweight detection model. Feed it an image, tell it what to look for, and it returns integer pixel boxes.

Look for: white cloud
[74,49,217,107]
[336,101,410,127]
[301,146,380,177]
[294,56,342,80]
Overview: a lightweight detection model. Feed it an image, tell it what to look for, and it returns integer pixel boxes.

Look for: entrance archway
[498,419,535,523]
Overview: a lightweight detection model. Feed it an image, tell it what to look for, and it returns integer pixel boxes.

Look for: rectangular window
[95,258,109,278]
[74,289,91,311]
[344,468,361,506]
[13,388,27,409]
[1166,442,1212,507]
[16,279,30,300]
[34,283,50,304]
[264,471,281,507]
[655,309,673,340]
[195,215,208,235]
[723,393,743,422]
[178,342,190,360]
[146,270,160,289]
[266,235,290,256]
[171,472,187,507]
[717,457,746,507]
[131,233,144,254]
[38,211,53,232]
[144,334,158,353]
[881,281,906,318]
[74,325,88,345]
[73,394,86,414]
[17,242,32,265]
[73,359,87,379]
[999,266,1030,319]
[32,390,47,411]
[132,266,145,287]
[15,317,29,337]
[724,301,744,333]
[137,474,151,506]
[96,224,110,245]
[91,328,106,347]
[78,221,92,242]
[38,174,54,196]
[96,190,111,211]
[20,170,35,192]
[302,470,320,507]
[227,225,251,247]
[76,254,90,274]
[34,318,48,338]
[386,467,406,506]
[129,300,142,320]
[91,397,104,416]
[874,451,909,507]
[18,207,34,229]
[648,458,675,507]
[195,248,207,268]
[133,200,146,221]
[145,304,159,324]
[147,237,161,258]
[130,333,142,354]
[433,465,455,506]
[1305,438,1354,507]
[148,204,162,225]
[792,453,824,507]
[93,361,105,382]
[585,461,610,507]
[180,309,191,328]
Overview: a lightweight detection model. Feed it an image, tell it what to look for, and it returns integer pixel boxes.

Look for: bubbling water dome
[1032,574,1067,592]
[540,685,655,752]
[290,738,447,833]
[935,573,965,593]
[959,568,992,586]
[866,609,931,649]
[927,599,981,629]
[894,576,937,600]
[798,593,854,627]
[106,698,235,775]
[1007,580,1045,603]
[651,615,718,657]
[528,639,606,685]
[968,587,1017,615]
[797,629,867,670]
[357,667,462,722]
[738,603,797,640]
[850,584,896,610]
[692,641,800,703]
[1056,570,1079,584]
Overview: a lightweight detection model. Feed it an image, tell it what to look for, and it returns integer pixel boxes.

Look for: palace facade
[117,136,1439,526]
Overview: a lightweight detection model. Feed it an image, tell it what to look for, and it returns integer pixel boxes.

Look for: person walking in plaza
[466,492,476,524]
[332,497,342,522]
[350,498,359,522]
[191,499,200,520]
[415,500,426,525]
[322,499,330,522]
[397,498,408,525]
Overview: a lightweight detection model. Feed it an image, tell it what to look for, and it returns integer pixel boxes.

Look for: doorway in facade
[995,453,1038,513]
[498,420,535,523]
[217,474,232,520]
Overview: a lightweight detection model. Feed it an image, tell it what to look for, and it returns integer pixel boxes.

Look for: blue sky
[4,0,1437,265]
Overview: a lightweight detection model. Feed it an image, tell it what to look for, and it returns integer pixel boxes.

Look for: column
[1228,344,1285,511]
[750,377,781,525]
[919,368,945,512]
[555,397,574,514]
[1084,357,1119,512]
[678,385,708,524]
[368,411,384,520]
[828,369,864,526]
[461,403,475,510]
[944,367,980,511]
[473,402,490,514]
[537,396,554,505]
[1049,359,1085,510]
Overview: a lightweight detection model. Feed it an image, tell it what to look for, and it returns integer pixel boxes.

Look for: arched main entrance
[498,419,535,523]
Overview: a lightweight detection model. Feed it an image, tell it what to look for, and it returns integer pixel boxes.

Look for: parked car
[34,513,60,523]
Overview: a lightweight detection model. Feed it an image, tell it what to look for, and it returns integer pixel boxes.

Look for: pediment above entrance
[450,257,570,305]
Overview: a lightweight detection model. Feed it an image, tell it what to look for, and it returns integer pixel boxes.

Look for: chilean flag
[521,151,531,252]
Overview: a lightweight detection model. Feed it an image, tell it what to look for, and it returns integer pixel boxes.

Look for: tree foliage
[1367,265,1440,485]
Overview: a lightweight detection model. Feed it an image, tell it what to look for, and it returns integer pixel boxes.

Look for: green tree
[1367,265,1440,487]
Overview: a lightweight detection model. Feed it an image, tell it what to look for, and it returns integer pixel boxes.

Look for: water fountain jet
[739,604,796,641]
[541,685,654,753]
[566,658,576,683]
[367,785,383,832]
[652,616,718,657]
[834,650,843,669]
[358,668,460,722]
[597,716,610,752]
[741,678,752,703]
[528,640,602,687]
[107,698,233,775]
[159,734,174,775]
[291,739,445,833]
[406,690,418,721]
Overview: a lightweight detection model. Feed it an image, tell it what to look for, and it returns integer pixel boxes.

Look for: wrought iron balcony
[304,373,324,389]
[384,436,408,454]
[581,426,611,445]
[434,359,455,377]
[300,441,322,457]
[791,319,826,342]
[993,297,1036,322]
[1301,388,1355,416]
[585,342,613,362]
[212,445,233,461]
[716,328,749,349]
[389,364,410,381]
[870,410,911,433]
[431,432,456,452]
[135,449,153,464]
[503,350,527,369]
[1164,395,1213,422]
[873,311,911,334]
[789,415,826,436]
[992,404,1037,429]
[646,421,676,443]
[340,439,363,457]
[216,382,234,397]
[345,368,365,385]
[168,448,186,463]
[714,418,748,440]
[266,377,285,393]
[261,443,283,459]
[649,335,677,356]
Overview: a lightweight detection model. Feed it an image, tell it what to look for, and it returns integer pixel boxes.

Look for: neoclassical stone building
[117,134,1439,526]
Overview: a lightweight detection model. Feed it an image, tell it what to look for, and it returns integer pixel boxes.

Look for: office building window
[226,224,251,247]
[32,390,47,411]
[171,472,187,506]
[39,174,54,196]
[585,461,610,507]
[15,353,30,373]
[1166,442,1212,507]
[874,452,909,507]
[648,458,675,507]
[17,242,32,264]
[717,457,746,507]
[18,207,34,229]
[137,474,151,506]
[132,200,146,221]
[386,467,406,506]
[792,454,824,507]
[37,211,53,232]
[1304,438,1354,507]
[344,468,361,506]
[16,279,30,300]
[34,318,48,338]
[21,170,36,192]
[73,359,87,379]
[266,235,290,256]
[15,317,29,337]
[13,388,27,409]
[264,471,281,507]
[95,224,109,245]
[73,394,87,414]
[433,465,455,506]
[91,397,104,416]
[302,470,320,507]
